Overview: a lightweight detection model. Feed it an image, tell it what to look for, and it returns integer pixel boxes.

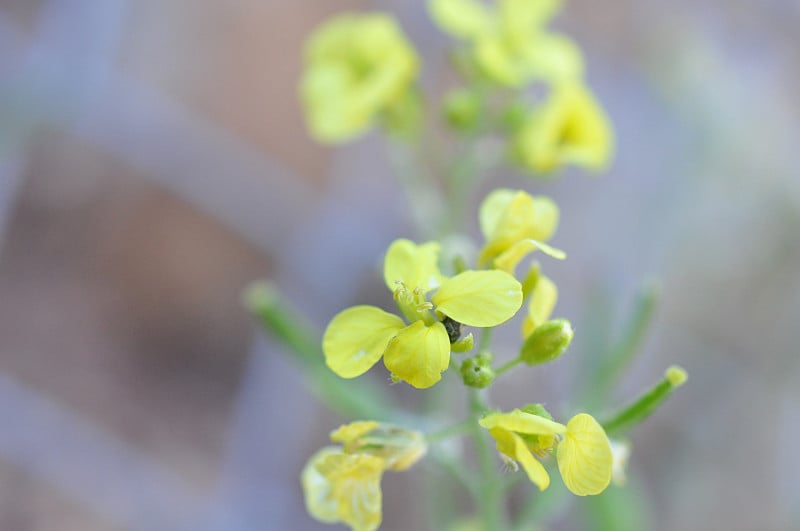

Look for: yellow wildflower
[302,447,384,531]
[512,81,614,174]
[478,189,564,273]
[479,408,612,496]
[323,239,523,388]
[301,13,419,143]
[429,0,583,86]
[302,421,427,531]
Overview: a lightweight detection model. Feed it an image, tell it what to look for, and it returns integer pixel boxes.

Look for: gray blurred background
[0,1,798,530]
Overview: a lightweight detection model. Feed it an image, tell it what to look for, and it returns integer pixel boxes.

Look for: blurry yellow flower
[301,13,419,143]
[302,447,385,531]
[331,421,428,471]
[479,409,612,496]
[478,189,564,273]
[429,0,583,86]
[512,81,613,174]
[323,239,523,388]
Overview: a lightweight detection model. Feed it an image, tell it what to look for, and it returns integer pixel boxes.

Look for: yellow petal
[478,191,560,267]
[520,33,584,83]
[479,188,517,241]
[557,413,613,496]
[323,306,405,378]
[301,447,343,524]
[432,270,522,327]
[489,428,550,490]
[479,409,566,435]
[493,239,566,274]
[429,0,495,39]
[383,239,442,293]
[383,321,450,389]
[331,421,381,447]
[475,35,525,87]
[521,273,558,338]
[318,452,385,531]
[499,0,562,34]
[514,81,613,174]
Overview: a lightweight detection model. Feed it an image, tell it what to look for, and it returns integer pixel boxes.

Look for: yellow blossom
[478,189,565,273]
[479,409,612,496]
[331,421,428,471]
[301,13,419,143]
[323,239,523,388]
[302,421,427,530]
[429,0,582,86]
[302,447,385,531]
[512,81,613,174]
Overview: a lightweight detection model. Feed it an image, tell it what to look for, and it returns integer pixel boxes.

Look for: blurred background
[0,1,798,530]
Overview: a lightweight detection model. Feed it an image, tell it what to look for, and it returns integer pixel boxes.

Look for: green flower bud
[519,318,573,365]
[460,353,495,388]
[443,88,481,132]
[450,333,475,353]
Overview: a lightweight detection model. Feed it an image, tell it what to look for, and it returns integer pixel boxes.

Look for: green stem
[469,388,506,530]
[479,327,494,353]
[587,281,660,404]
[426,419,474,444]
[601,366,687,436]
[244,282,398,420]
[494,357,522,377]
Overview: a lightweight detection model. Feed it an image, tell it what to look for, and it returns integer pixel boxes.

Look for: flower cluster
[480,407,612,496]
[277,3,690,530]
[323,239,522,388]
[301,14,419,143]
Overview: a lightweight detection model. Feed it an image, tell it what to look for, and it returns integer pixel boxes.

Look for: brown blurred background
[0,1,798,530]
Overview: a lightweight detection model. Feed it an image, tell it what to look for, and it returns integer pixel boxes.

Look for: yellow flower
[302,447,385,531]
[302,421,426,531]
[331,421,428,472]
[323,239,523,388]
[429,0,583,86]
[479,409,613,496]
[301,13,419,143]
[512,81,614,174]
[477,189,565,273]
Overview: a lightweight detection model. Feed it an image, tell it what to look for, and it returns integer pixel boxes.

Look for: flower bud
[460,353,495,388]
[519,318,573,365]
[443,88,481,131]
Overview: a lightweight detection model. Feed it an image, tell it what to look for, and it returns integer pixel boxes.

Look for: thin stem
[601,366,687,436]
[425,419,474,444]
[469,388,506,530]
[479,327,494,353]
[244,282,397,420]
[494,357,522,377]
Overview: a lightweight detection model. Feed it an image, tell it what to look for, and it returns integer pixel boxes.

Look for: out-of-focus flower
[302,447,385,531]
[331,421,428,471]
[323,239,522,388]
[302,421,428,531]
[301,13,419,143]
[429,0,583,86]
[478,189,564,273]
[512,81,613,174]
[479,408,613,496]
